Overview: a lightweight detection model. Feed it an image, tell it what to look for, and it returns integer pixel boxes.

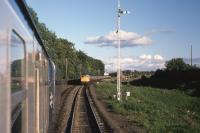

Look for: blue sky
[26,0,200,72]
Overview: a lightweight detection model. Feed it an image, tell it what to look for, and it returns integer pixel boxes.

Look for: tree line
[131,58,200,96]
[28,8,104,80]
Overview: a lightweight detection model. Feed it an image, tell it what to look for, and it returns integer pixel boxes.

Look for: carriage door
[11,30,27,133]
[35,68,40,133]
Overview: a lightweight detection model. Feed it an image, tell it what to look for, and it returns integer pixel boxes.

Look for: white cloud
[139,54,164,61]
[140,54,152,60]
[103,54,165,73]
[84,30,153,48]
[145,29,175,36]
[154,54,164,60]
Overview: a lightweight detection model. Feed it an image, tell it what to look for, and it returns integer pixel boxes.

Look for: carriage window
[11,31,25,93]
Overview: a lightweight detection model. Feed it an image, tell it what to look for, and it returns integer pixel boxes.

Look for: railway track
[66,85,111,133]
[51,86,80,133]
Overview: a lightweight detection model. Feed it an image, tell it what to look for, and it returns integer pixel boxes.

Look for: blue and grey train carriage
[0,0,56,132]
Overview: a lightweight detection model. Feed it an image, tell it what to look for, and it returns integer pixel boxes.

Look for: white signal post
[116,0,130,101]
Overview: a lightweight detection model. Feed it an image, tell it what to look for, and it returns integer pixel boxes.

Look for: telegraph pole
[65,58,68,85]
[116,0,129,101]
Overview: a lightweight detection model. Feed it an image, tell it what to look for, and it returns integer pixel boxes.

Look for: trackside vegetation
[95,82,200,132]
[28,8,104,79]
[131,58,200,96]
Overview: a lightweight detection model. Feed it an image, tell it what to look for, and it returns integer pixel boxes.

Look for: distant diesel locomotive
[80,75,91,84]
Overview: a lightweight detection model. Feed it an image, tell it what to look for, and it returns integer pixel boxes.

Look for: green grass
[95,82,200,132]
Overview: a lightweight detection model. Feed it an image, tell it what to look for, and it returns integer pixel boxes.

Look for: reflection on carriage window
[11,31,25,93]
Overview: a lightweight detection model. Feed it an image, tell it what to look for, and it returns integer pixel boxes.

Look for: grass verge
[95,82,200,132]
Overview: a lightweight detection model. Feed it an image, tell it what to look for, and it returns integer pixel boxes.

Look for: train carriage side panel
[0,0,54,133]
[48,60,56,124]
[7,1,34,133]
[0,1,11,132]
[0,0,56,132]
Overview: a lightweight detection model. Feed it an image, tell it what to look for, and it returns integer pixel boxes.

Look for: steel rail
[65,86,82,133]
[85,87,102,133]
[69,87,82,133]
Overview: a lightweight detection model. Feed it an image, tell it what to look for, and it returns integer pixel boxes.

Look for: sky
[26,0,200,72]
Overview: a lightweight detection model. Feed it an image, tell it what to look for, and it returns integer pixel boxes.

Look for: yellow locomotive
[80,75,90,84]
